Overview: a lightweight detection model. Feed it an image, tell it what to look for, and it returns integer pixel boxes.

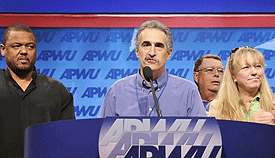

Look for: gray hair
[135,20,173,50]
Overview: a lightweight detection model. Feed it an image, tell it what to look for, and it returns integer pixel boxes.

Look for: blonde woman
[208,46,275,125]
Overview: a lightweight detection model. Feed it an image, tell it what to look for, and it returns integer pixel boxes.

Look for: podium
[24,117,275,158]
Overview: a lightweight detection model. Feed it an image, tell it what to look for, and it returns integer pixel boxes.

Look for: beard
[209,89,218,93]
[6,61,35,79]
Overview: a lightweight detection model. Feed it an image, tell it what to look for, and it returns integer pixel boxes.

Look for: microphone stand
[149,79,162,117]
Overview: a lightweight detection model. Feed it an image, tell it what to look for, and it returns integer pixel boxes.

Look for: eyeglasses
[197,67,224,75]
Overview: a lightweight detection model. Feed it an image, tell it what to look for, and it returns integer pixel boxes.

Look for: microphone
[142,66,162,117]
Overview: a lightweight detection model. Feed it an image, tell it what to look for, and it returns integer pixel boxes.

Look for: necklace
[135,73,168,116]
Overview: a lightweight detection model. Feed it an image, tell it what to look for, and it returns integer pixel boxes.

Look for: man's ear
[136,49,140,58]
[0,44,6,57]
[193,71,199,84]
[166,48,172,60]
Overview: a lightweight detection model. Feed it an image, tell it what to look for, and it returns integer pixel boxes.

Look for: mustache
[145,55,159,62]
[18,56,29,60]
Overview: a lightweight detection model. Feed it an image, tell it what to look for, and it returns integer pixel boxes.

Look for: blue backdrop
[1,27,275,119]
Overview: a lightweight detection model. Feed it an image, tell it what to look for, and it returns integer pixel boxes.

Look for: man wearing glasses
[193,54,224,112]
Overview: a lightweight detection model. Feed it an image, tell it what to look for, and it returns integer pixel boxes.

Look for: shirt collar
[31,67,37,80]
[243,92,261,121]
[137,69,168,90]
[3,67,37,93]
[250,92,261,111]
[254,92,261,101]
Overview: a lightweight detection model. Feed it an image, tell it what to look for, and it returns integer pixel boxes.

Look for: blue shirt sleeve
[98,86,116,118]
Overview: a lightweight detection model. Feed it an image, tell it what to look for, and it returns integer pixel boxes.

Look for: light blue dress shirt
[98,70,207,117]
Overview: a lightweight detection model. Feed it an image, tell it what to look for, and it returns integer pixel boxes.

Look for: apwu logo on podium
[99,117,222,158]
